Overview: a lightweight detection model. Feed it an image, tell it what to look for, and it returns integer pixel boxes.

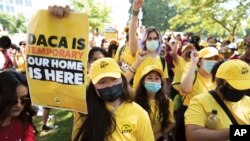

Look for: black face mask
[97,83,123,102]
[220,84,246,102]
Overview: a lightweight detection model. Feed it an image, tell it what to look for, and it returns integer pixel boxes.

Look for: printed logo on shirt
[121,124,132,133]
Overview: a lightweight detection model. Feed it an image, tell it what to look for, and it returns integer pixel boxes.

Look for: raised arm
[129,0,144,57]
[169,41,181,63]
[180,51,199,94]
[125,51,147,82]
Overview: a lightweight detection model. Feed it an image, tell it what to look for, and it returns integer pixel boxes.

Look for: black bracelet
[130,66,136,72]
[131,10,139,16]
[128,67,136,73]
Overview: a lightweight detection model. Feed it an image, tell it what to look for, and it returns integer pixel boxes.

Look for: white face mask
[146,40,159,51]
[202,60,217,73]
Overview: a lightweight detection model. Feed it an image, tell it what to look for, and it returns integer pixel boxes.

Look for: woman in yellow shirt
[74,58,154,141]
[135,65,175,141]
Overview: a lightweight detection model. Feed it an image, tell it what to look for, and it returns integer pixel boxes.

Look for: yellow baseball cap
[198,47,224,59]
[141,65,163,78]
[216,59,250,90]
[89,58,121,84]
[181,44,195,52]
[199,40,208,48]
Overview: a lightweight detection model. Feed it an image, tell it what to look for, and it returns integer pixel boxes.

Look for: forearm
[180,62,196,93]
[129,15,139,57]
[124,60,140,82]
[187,128,229,141]
[155,123,175,140]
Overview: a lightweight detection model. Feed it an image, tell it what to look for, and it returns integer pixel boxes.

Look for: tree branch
[210,16,231,33]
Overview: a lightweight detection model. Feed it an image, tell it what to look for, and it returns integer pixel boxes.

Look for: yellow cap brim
[199,53,224,59]
[227,80,250,90]
[91,72,121,84]
[142,68,163,78]
[182,45,195,52]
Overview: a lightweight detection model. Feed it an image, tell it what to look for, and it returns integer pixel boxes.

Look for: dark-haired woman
[72,47,109,140]
[135,65,175,141]
[0,71,37,141]
[74,58,154,141]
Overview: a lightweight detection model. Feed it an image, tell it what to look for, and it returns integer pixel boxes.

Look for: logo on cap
[242,67,249,75]
[100,61,108,68]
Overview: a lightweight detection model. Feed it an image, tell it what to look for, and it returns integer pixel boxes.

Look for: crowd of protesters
[1,0,250,141]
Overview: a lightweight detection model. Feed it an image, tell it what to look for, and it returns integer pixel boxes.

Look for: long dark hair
[0,71,37,134]
[75,75,133,141]
[135,72,170,133]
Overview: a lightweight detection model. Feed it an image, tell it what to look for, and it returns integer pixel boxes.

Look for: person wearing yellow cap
[167,42,196,120]
[185,59,250,141]
[171,43,196,98]
[134,65,175,141]
[74,58,154,141]
[175,47,224,141]
[71,47,109,140]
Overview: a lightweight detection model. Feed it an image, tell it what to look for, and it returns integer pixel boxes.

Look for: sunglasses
[11,97,30,106]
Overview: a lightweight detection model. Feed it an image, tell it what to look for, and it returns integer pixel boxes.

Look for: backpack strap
[160,57,165,71]
[209,90,238,125]
[118,45,126,61]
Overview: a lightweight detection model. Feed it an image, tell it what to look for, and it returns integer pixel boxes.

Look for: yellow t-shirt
[181,72,216,106]
[132,55,168,91]
[71,75,89,140]
[149,98,175,135]
[172,56,190,91]
[105,101,154,141]
[185,92,250,128]
[16,53,26,72]
[115,45,136,75]
[71,112,87,140]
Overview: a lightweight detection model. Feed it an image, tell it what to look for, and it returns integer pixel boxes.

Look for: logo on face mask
[144,81,162,94]
[146,40,159,51]
[97,83,123,102]
[202,60,217,73]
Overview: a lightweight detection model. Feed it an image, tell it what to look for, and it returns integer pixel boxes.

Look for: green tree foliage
[169,0,250,36]
[72,0,111,32]
[129,0,180,32]
[0,13,26,33]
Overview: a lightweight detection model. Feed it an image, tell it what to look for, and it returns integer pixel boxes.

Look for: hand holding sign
[48,5,71,18]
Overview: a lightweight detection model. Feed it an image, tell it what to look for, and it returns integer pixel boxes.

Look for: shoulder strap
[119,45,126,60]
[209,90,238,125]
[160,57,165,71]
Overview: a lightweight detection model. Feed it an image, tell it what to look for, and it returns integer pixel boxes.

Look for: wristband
[131,10,139,16]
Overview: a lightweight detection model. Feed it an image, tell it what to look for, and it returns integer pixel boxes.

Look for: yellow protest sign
[26,10,88,113]
[104,24,117,40]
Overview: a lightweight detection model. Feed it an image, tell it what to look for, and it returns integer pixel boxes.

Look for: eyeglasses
[147,37,159,41]
[11,97,30,106]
